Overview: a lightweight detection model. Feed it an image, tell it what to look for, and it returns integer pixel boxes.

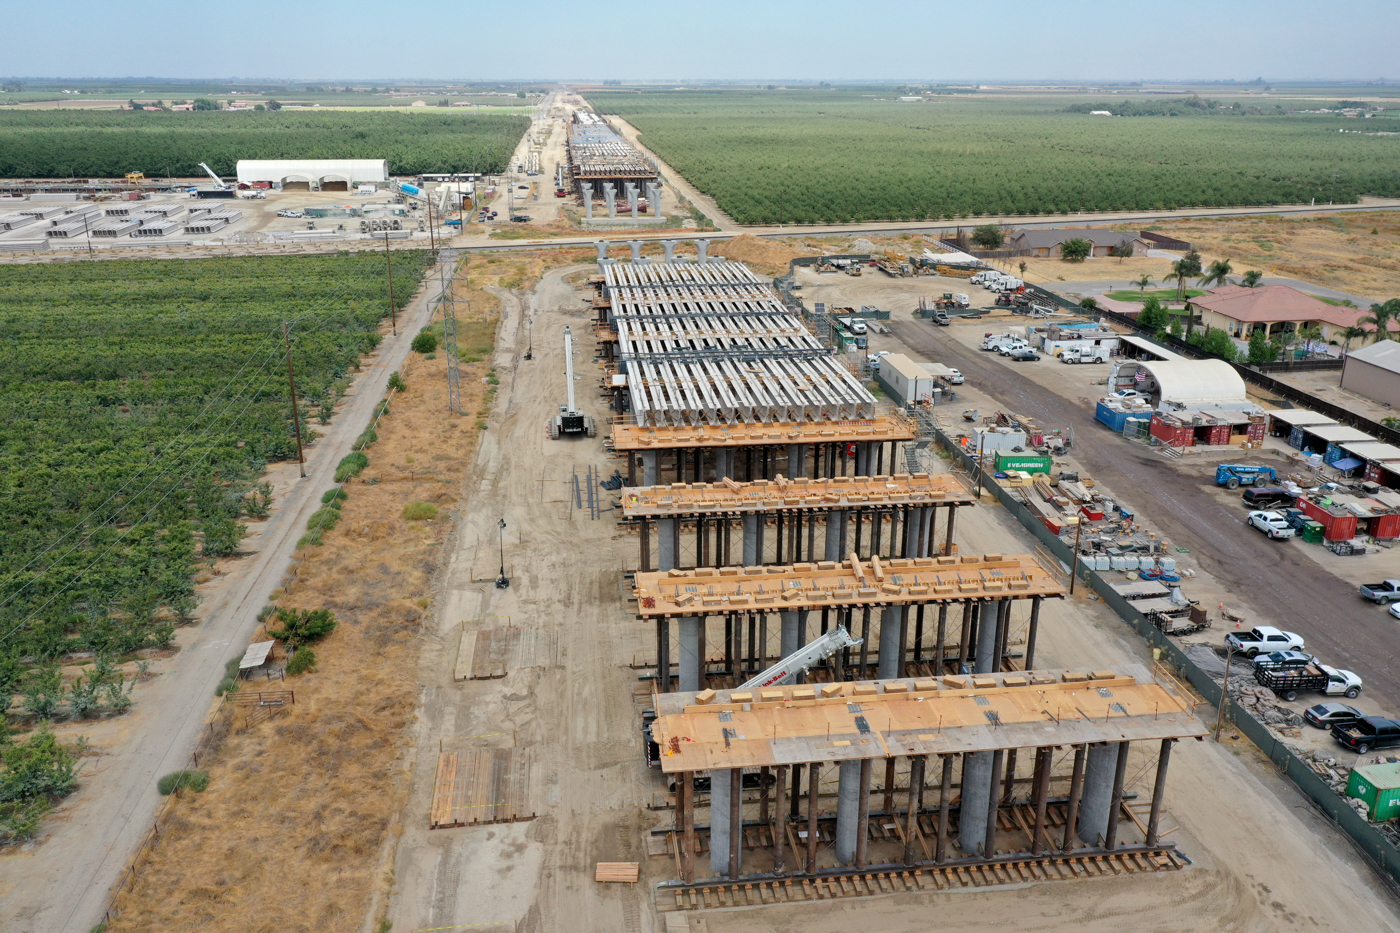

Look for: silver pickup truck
[1360,579,1400,604]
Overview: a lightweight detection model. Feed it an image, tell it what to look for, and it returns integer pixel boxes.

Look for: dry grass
[710,233,822,275]
[1142,211,1400,301]
[103,271,516,933]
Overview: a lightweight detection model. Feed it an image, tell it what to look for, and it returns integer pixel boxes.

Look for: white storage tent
[1111,359,1253,412]
[236,159,389,190]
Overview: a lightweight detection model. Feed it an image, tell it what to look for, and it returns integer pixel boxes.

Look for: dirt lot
[1146,210,1400,302]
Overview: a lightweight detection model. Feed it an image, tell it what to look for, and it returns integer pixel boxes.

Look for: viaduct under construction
[588,245,1206,902]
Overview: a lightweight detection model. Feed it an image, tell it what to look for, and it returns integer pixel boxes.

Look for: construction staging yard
[9,84,1400,933]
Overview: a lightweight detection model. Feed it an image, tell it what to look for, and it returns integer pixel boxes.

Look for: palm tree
[1340,325,1369,356]
[1199,258,1234,289]
[1241,270,1264,287]
[1132,274,1154,298]
[1297,325,1324,359]
[1162,258,1193,302]
[1360,299,1399,343]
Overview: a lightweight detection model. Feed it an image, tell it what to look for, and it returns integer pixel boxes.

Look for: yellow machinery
[125,172,145,184]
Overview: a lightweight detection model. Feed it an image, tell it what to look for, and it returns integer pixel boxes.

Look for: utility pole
[440,255,461,415]
[382,232,397,336]
[427,193,436,251]
[82,211,94,260]
[1068,521,1084,596]
[282,321,306,478]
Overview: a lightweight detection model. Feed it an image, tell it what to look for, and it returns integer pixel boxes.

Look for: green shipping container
[1301,521,1325,543]
[1346,763,1400,821]
[994,452,1053,475]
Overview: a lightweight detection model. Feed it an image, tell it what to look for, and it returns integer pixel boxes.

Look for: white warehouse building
[235,159,389,191]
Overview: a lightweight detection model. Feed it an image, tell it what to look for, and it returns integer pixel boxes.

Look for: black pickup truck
[1332,716,1400,754]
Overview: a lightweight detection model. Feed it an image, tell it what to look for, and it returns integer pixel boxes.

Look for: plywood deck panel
[428,749,535,828]
[622,473,973,518]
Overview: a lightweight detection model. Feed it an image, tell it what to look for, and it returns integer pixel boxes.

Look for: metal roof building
[236,159,388,190]
[1341,340,1400,409]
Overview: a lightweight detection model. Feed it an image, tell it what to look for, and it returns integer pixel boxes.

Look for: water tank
[399,183,422,197]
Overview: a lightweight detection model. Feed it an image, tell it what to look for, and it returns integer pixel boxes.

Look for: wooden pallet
[429,749,535,828]
[596,862,640,883]
[655,849,1188,911]
[454,627,558,682]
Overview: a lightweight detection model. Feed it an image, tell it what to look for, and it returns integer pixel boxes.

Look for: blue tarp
[1332,457,1364,472]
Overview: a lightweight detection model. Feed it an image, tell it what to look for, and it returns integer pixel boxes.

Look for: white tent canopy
[1118,359,1251,410]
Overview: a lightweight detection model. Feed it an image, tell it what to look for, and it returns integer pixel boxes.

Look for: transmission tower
[438,254,462,415]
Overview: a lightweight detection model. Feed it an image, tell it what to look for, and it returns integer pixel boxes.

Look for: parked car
[1332,716,1400,754]
[510,215,531,223]
[1359,580,1400,604]
[998,341,1029,356]
[1110,389,1148,399]
[866,350,891,366]
[946,369,964,385]
[1242,487,1296,508]
[1252,650,1317,672]
[1007,347,1040,362]
[1227,626,1304,658]
[1391,602,1400,621]
[932,311,951,325]
[1304,702,1364,729]
[277,209,303,218]
[1247,510,1295,539]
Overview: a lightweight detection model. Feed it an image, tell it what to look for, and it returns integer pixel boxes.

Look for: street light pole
[495,518,510,589]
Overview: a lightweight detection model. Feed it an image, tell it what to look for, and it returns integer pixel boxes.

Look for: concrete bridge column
[662,240,677,263]
[678,616,702,691]
[878,605,905,679]
[695,239,708,263]
[603,182,616,219]
[743,514,759,565]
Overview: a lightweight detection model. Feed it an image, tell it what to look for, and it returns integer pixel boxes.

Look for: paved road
[888,319,1400,708]
[1,252,459,933]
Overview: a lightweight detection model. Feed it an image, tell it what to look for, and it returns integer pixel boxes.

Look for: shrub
[321,487,348,506]
[402,501,439,521]
[257,604,277,623]
[1060,238,1092,262]
[285,647,317,676]
[305,506,341,533]
[267,608,337,647]
[334,451,369,482]
[156,770,209,795]
[387,371,407,392]
[1,728,78,803]
[411,330,438,354]
[971,224,1004,249]
[296,528,323,549]
[352,426,378,452]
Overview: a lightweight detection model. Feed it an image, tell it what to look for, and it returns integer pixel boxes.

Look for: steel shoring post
[957,600,973,673]
[913,604,925,665]
[759,765,771,825]
[1001,749,1018,804]
[945,505,957,556]
[1146,739,1174,847]
[1025,596,1042,671]
[806,763,821,873]
[883,758,897,815]
[1104,741,1132,850]
[996,598,1011,673]
[935,603,948,674]
[858,607,872,675]
[640,519,651,573]
[1063,745,1088,852]
[658,618,670,692]
[790,763,803,819]
[897,605,910,678]
[935,755,954,863]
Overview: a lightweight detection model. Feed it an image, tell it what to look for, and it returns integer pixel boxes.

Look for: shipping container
[1347,763,1400,821]
[994,452,1053,474]
[1325,443,1347,464]
[1371,512,1400,541]
[1150,414,1194,448]
[1288,426,1306,449]
[1247,421,1266,444]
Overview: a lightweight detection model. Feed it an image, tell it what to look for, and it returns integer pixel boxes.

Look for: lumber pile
[596,862,640,883]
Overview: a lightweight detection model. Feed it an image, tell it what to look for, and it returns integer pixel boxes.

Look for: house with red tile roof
[1186,284,1396,348]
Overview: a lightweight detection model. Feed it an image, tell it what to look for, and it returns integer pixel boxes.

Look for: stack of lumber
[595,862,640,883]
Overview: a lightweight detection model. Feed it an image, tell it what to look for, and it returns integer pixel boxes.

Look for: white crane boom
[737,625,862,691]
[564,325,577,413]
[197,162,228,189]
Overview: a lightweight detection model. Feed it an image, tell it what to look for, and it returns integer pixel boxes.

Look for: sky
[4,0,1396,83]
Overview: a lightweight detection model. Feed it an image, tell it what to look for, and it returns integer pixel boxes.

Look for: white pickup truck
[1360,580,1400,604]
[1226,626,1305,658]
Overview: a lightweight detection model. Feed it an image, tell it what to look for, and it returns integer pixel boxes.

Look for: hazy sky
[6,0,1395,83]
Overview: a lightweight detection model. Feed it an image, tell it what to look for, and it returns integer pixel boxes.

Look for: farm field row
[0,110,530,178]
[0,252,430,676]
[583,89,1400,224]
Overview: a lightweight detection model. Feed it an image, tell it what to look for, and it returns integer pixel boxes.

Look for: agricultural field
[0,252,429,695]
[0,110,529,177]
[583,89,1400,224]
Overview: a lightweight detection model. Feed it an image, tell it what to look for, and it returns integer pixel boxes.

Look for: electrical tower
[438,252,462,415]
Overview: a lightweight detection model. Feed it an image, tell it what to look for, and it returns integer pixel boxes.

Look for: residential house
[1186,284,1396,349]
[1004,228,1150,258]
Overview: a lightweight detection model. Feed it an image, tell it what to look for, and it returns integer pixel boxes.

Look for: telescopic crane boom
[737,625,863,691]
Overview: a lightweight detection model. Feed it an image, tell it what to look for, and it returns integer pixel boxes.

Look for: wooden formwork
[430,748,534,829]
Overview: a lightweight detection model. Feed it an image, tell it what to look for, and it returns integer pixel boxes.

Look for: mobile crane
[549,326,596,439]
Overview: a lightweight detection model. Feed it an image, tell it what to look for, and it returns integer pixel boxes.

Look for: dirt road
[887,317,1400,708]
[0,252,457,933]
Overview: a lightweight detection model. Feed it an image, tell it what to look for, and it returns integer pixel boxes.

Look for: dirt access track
[379,262,1400,932]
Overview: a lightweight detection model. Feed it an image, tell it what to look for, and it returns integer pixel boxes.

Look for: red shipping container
[1366,463,1383,483]
[1324,514,1358,541]
[1206,423,1231,446]
[1371,512,1400,541]
[1080,505,1105,521]
[1247,421,1266,443]
[1150,414,1194,448]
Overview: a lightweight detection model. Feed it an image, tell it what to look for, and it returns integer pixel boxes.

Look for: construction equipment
[737,625,863,691]
[197,163,229,189]
[549,326,596,439]
[1215,464,1277,490]
[124,172,145,184]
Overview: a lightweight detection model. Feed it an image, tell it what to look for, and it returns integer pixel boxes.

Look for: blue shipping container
[1097,402,1131,431]
[1288,426,1305,449]
[1325,443,1346,464]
